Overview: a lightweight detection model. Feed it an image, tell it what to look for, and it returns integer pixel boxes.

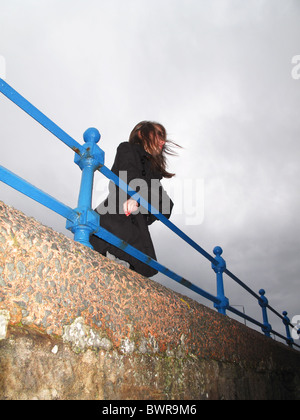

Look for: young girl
[90,121,178,277]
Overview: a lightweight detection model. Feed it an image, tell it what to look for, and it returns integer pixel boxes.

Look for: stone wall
[0,200,299,400]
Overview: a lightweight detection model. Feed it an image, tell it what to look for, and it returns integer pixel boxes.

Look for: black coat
[90,142,174,277]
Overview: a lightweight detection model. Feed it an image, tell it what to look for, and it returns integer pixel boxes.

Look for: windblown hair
[128,121,180,178]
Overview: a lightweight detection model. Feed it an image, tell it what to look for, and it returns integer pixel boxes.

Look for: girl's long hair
[128,121,180,178]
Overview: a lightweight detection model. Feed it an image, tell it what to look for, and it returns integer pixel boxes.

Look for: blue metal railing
[0,78,299,349]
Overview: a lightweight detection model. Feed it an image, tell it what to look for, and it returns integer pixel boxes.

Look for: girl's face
[150,125,166,156]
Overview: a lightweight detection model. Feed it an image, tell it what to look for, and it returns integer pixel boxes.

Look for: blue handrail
[0,78,299,349]
[0,78,86,156]
[0,165,78,223]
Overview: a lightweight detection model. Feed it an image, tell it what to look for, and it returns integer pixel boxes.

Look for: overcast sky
[0,0,299,341]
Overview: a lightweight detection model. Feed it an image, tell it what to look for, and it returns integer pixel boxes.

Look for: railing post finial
[66,127,104,248]
[282,311,294,347]
[83,127,101,144]
[212,246,229,315]
[258,289,272,337]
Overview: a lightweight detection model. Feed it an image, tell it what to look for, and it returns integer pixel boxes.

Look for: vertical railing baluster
[282,311,294,347]
[258,289,272,337]
[211,246,229,315]
[66,127,104,248]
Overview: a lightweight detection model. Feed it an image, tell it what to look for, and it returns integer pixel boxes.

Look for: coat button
[142,170,146,176]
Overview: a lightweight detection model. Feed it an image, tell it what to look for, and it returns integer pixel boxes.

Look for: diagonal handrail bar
[227,305,265,329]
[94,225,220,305]
[99,165,217,264]
[100,166,299,344]
[101,164,297,331]
[0,164,78,223]
[227,305,296,344]
[0,78,85,156]
[0,78,218,266]
[224,268,261,300]
[0,165,220,307]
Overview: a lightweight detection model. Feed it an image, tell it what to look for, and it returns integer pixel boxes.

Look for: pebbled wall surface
[0,200,299,400]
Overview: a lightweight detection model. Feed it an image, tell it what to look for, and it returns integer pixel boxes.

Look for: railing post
[211,246,229,315]
[66,127,104,248]
[282,311,294,347]
[258,289,272,337]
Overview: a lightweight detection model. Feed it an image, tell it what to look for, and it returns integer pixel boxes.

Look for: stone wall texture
[0,200,299,400]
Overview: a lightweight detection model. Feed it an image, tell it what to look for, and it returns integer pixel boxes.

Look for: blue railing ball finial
[258,289,268,307]
[282,311,294,347]
[258,289,272,337]
[259,289,266,296]
[83,127,101,144]
[212,246,226,273]
[68,126,103,248]
[212,246,228,315]
[213,246,223,257]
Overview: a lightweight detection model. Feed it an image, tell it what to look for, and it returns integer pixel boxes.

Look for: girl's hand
[123,199,139,216]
